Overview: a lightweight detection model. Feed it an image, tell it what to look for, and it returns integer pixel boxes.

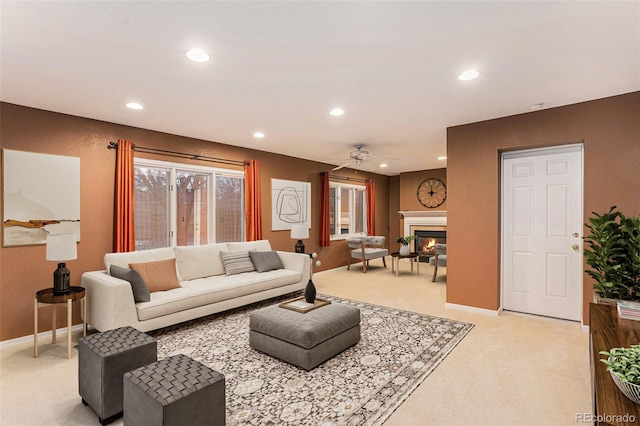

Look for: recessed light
[185,48,210,63]
[125,102,144,110]
[438,156,447,161]
[253,132,265,138]
[530,103,544,110]
[379,163,388,168]
[458,70,480,81]
[329,108,344,116]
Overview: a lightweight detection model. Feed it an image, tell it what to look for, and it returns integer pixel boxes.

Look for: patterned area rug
[149,293,474,425]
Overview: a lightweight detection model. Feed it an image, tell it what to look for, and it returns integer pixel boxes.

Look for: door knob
[572,244,580,251]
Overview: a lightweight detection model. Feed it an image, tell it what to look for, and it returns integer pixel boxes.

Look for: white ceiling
[1,1,638,176]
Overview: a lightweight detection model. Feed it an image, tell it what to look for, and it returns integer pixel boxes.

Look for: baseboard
[445,302,502,316]
[0,324,86,350]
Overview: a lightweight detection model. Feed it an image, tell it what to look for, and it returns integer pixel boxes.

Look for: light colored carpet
[151,294,473,425]
[0,263,591,425]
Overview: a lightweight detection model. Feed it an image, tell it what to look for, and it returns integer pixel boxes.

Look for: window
[134,159,244,250]
[329,182,367,239]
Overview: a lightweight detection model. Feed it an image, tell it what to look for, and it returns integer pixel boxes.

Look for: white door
[501,145,583,321]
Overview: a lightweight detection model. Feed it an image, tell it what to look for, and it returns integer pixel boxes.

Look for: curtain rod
[108,141,246,167]
[329,173,370,183]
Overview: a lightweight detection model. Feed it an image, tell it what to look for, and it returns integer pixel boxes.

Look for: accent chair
[346,236,388,273]
[430,243,447,282]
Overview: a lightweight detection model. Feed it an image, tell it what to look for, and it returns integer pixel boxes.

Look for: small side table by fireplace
[34,286,86,359]
[390,252,420,277]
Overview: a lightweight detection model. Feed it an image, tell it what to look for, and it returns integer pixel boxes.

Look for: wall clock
[417,178,446,208]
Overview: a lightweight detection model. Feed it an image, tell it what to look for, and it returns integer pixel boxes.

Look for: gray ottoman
[249,302,360,370]
[78,326,157,425]
[123,354,226,426]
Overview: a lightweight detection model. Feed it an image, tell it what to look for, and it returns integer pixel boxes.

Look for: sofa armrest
[81,271,140,332]
[276,251,310,281]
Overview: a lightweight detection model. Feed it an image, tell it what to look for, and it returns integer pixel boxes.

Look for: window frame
[329,181,368,241]
[133,158,245,249]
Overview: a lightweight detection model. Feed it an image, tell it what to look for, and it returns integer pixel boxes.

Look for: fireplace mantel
[400,210,447,236]
[399,210,447,218]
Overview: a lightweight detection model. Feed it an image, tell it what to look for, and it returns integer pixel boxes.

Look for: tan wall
[395,169,447,247]
[388,175,401,245]
[0,103,390,341]
[446,91,640,324]
[399,169,447,212]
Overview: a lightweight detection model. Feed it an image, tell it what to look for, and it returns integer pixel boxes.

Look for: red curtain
[114,139,135,252]
[366,179,376,236]
[319,172,330,247]
[244,160,262,241]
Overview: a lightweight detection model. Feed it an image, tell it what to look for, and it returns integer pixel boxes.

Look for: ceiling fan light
[253,132,265,138]
[379,163,388,168]
[125,102,143,110]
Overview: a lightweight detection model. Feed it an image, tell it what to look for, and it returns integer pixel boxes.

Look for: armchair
[429,243,447,282]
[346,236,388,273]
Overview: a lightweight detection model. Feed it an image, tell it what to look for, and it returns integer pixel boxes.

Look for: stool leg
[34,299,38,358]
[67,299,72,359]
[82,296,87,337]
[52,304,57,344]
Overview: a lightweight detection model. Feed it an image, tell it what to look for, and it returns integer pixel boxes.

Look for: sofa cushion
[249,250,284,273]
[110,265,151,303]
[135,269,302,321]
[227,240,272,252]
[220,250,256,275]
[104,247,175,272]
[174,243,228,281]
[129,258,181,292]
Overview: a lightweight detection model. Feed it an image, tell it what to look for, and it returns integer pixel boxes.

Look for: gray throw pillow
[220,250,257,275]
[110,265,151,303]
[249,250,284,273]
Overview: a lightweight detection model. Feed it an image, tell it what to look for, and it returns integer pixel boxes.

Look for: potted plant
[584,206,640,304]
[600,344,640,404]
[396,235,416,256]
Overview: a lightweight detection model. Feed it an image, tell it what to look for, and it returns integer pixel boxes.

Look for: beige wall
[0,103,390,340]
[446,91,640,324]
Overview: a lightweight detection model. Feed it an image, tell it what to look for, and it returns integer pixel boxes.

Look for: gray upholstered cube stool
[249,302,360,370]
[78,326,157,425]
[123,354,225,426]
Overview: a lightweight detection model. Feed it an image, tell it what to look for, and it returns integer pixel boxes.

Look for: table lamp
[290,224,309,254]
[46,233,77,294]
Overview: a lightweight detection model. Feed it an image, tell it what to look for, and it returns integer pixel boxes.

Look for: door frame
[499,143,584,322]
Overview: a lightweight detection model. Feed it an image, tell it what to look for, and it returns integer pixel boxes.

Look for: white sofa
[81,240,310,332]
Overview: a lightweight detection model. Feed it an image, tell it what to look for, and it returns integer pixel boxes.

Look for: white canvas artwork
[271,178,311,231]
[3,149,80,246]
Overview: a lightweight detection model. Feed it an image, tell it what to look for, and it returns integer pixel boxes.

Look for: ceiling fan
[331,144,396,171]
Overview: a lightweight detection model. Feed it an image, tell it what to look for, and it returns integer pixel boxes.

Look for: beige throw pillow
[174,243,227,281]
[129,258,181,292]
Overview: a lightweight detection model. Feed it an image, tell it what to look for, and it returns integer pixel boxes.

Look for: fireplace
[414,230,446,263]
[401,210,447,262]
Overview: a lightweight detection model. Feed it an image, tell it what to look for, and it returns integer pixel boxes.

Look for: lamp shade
[290,224,309,240]
[46,233,77,261]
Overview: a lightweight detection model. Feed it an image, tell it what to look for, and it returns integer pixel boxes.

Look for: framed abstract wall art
[271,178,311,231]
[3,149,80,246]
